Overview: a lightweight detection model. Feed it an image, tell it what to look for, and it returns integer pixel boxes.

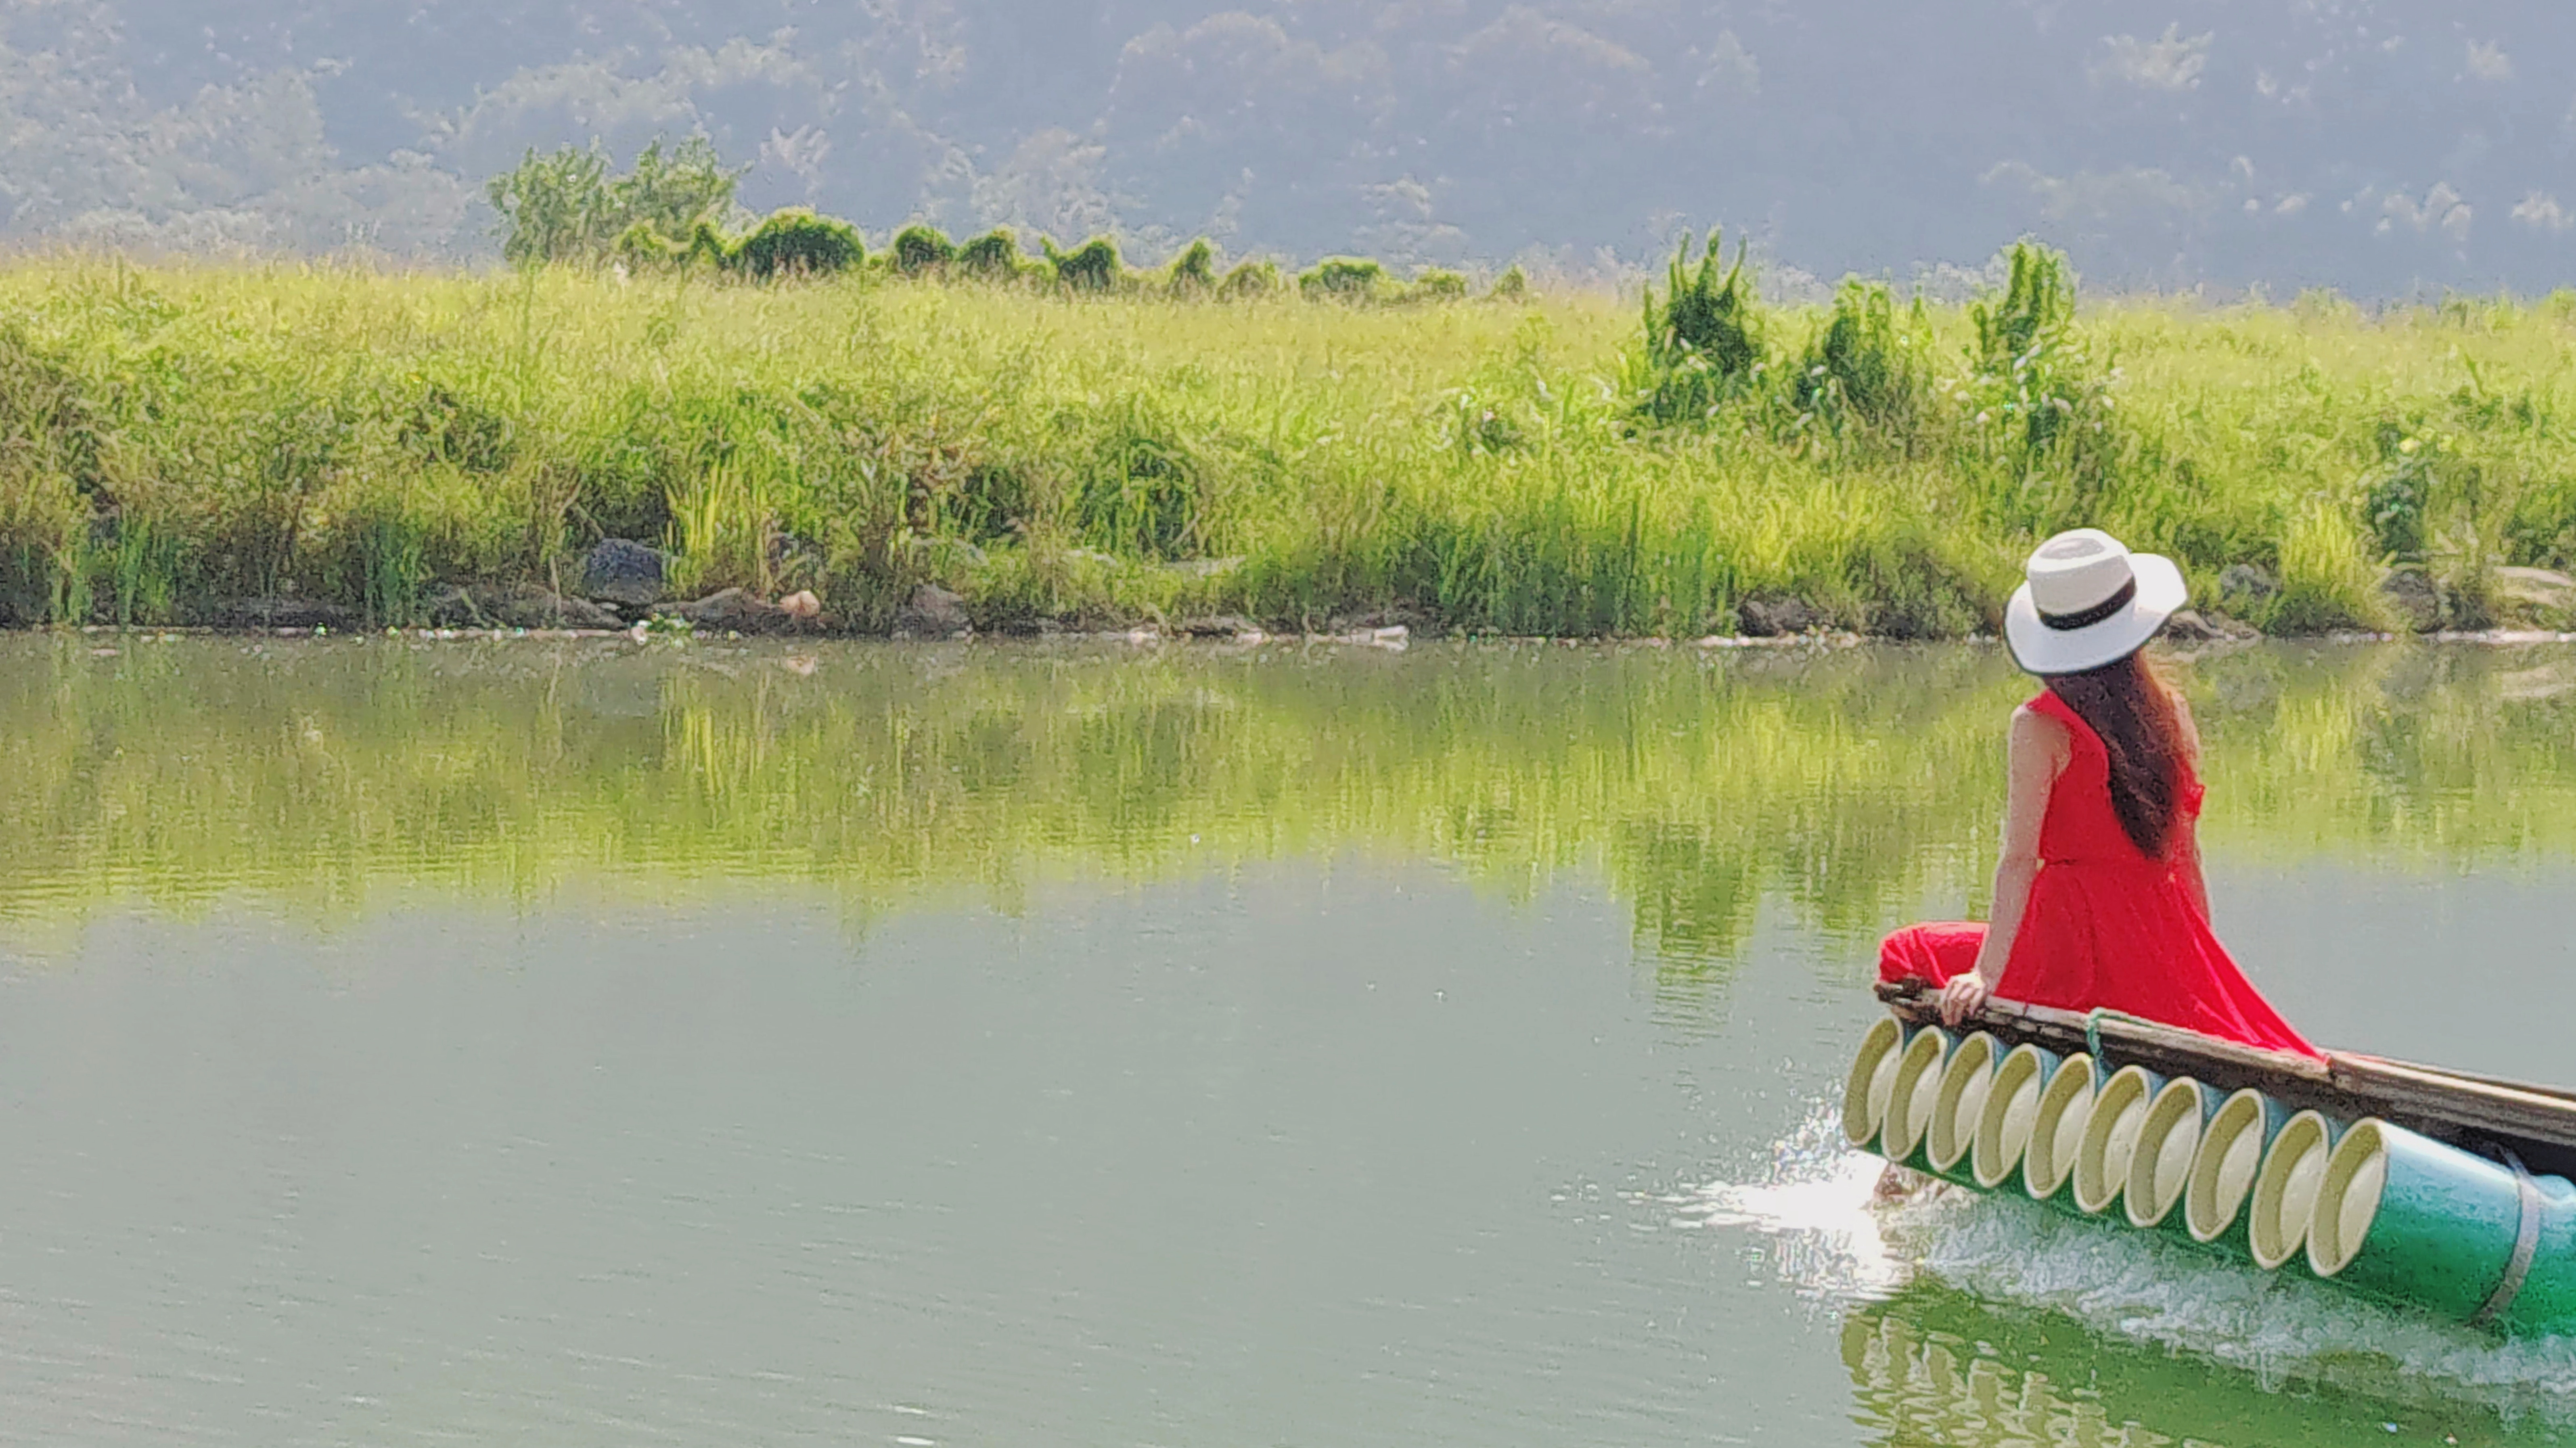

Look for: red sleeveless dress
[1878,690,2317,1057]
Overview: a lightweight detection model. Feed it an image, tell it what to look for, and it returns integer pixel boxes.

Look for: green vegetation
[1164,238,1217,295]
[8,236,2576,635]
[3,640,2572,968]
[1635,229,1762,424]
[485,138,745,268]
[892,224,957,276]
[726,209,866,280]
[488,142,1506,305]
[1798,279,1930,435]
[956,228,1030,281]
[1038,235,1118,293]
[486,143,848,284]
[1218,259,1283,300]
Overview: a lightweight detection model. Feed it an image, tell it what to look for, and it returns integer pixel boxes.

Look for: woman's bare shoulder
[2007,701,2073,760]
[2008,701,2072,737]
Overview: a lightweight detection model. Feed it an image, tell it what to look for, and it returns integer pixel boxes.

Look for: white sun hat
[2003,527,2189,676]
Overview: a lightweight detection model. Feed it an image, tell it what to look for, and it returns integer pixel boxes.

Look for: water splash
[1664,1104,1908,1301]
[1686,1101,2576,1434]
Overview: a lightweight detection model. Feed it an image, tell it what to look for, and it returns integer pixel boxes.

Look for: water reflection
[1846,1279,2559,1448]
[6,636,2576,968]
[5,634,2574,1443]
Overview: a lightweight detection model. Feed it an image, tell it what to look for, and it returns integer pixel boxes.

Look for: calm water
[2,634,2575,1445]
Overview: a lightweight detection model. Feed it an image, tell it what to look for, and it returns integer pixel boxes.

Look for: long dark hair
[2045,650,2189,859]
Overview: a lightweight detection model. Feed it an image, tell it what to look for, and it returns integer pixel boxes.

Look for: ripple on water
[1682,1103,2576,1438]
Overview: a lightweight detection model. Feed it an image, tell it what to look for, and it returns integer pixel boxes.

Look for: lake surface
[2,634,2574,1445]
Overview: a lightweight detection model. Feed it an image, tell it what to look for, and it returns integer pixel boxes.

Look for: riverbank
[7,257,2576,637]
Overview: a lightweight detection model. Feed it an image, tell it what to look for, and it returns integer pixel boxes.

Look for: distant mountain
[2,0,2568,294]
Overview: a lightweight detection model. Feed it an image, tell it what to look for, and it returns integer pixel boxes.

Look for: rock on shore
[893,585,972,639]
[1738,596,1820,637]
[580,540,667,609]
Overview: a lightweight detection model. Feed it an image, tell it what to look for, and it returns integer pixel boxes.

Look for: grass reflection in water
[4,637,2575,971]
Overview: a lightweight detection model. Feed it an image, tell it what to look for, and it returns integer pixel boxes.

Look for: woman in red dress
[1880,527,2314,1056]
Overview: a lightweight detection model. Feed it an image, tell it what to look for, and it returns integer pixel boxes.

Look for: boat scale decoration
[1850,981,2576,1336]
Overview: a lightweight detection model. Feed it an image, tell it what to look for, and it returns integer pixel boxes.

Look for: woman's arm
[2177,824,2213,923]
[2170,694,2212,922]
[1940,705,2067,1026]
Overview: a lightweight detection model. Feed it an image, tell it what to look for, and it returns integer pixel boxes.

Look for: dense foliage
[484,138,743,267]
[492,144,1500,304]
[2,250,2574,639]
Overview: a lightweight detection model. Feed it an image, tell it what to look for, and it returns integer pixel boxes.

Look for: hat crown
[2026,528,2137,619]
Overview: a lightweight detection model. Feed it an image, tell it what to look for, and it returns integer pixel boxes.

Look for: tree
[485,144,611,266]
[485,137,745,266]
[611,138,743,243]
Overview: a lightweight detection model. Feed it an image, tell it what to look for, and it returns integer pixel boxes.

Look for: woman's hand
[1938,971,1992,1027]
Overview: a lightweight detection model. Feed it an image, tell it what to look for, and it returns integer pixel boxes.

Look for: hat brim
[2005,553,2188,676]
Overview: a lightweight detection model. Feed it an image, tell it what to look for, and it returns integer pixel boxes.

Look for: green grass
[5,251,2576,634]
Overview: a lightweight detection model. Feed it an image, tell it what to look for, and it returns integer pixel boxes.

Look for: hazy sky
[2,0,2566,293]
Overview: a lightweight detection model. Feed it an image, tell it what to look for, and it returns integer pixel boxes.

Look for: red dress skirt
[1878,690,2316,1057]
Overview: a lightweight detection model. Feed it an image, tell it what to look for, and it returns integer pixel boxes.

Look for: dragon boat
[1850,979,2576,1335]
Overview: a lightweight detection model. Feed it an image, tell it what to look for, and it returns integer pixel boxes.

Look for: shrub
[1973,241,2078,375]
[2361,418,2438,563]
[956,229,1026,281]
[1797,279,1928,433]
[1403,268,1469,304]
[1046,236,1124,292]
[487,137,742,268]
[892,224,956,276]
[1489,265,1531,301]
[1636,229,1762,425]
[727,209,864,280]
[613,220,686,273]
[1165,239,1218,296]
[1299,257,1386,302]
[683,218,735,272]
[1961,240,2110,472]
[1218,259,1282,300]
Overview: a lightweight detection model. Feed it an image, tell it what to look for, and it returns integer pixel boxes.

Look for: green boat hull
[1844,1011,2576,1335]
[2310,1118,2576,1334]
